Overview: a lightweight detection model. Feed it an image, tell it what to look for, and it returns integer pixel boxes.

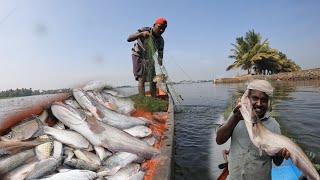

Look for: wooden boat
[0,87,174,180]
[0,93,70,135]
[133,87,175,180]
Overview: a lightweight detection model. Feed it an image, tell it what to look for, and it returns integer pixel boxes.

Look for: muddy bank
[214,68,320,84]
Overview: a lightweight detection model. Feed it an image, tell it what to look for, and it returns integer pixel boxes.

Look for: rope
[150,35,213,107]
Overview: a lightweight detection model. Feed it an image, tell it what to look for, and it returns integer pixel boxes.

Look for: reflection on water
[273,80,320,164]
[173,83,239,180]
[0,80,319,179]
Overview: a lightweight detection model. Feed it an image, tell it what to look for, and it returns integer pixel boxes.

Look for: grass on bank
[130,95,168,112]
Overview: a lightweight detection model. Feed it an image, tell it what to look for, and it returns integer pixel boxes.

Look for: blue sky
[1,0,320,90]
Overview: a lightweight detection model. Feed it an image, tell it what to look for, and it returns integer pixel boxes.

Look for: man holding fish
[216,80,290,180]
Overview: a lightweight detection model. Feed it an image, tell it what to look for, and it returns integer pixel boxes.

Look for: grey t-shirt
[226,114,281,180]
[131,27,164,59]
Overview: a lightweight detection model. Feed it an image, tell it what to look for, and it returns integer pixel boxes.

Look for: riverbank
[214,68,320,83]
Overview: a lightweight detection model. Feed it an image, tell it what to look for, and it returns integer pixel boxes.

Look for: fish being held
[239,91,320,180]
[153,73,167,84]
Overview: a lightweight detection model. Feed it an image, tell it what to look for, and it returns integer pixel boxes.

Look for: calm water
[1,81,319,180]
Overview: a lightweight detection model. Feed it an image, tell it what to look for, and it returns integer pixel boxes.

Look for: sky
[1,0,320,91]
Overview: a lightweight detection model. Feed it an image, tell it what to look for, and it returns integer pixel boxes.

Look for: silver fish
[73,88,103,120]
[26,157,62,179]
[74,89,147,129]
[0,149,36,175]
[39,169,98,180]
[98,91,136,115]
[64,147,75,161]
[64,158,99,172]
[63,97,82,109]
[52,122,65,159]
[0,139,48,157]
[94,145,112,161]
[1,111,47,141]
[129,171,146,180]
[1,158,38,180]
[35,141,53,160]
[51,102,160,159]
[82,80,112,92]
[153,73,167,83]
[99,136,155,176]
[87,91,119,112]
[44,126,93,151]
[123,125,152,138]
[91,96,150,129]
[74,149,101,166]
[103,163,140,180]
[102,89,125,97]
[240,94,320,180]
[99,152,140,176]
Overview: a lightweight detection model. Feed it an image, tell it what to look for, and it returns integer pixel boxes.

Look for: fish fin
[139,117,158,127]
[31,118,47,138]
[106,102,118,111]
[87,116,105,134]
[96,108,105,119]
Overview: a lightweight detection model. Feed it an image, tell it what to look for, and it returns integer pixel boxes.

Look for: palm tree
[227,37,249,72]
[228,30,277,74]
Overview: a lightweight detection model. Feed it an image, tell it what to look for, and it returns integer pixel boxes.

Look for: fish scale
[0,149,36,175]
[35,141,53,160]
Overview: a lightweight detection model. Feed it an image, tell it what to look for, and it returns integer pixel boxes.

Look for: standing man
[127,17,167,97]
[216,80,290,180]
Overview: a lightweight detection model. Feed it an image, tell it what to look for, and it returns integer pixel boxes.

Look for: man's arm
[127,31,149,42]
[216,105,242,145]
[273,148,290,166]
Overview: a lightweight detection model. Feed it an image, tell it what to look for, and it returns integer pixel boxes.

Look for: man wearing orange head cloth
[127,17,167,97]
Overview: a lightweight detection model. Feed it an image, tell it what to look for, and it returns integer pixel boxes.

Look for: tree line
[227,30,301,75]
[0,88,71,98]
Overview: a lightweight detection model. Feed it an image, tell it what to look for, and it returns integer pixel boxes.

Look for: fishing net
[143,36,157,83]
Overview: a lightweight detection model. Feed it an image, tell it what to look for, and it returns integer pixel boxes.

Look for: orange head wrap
[155,17,167,25]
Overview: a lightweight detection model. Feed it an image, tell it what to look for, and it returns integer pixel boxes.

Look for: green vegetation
[228,30,301,75]
[0,88,71,98]
[144,36,156,83]
[130,94,168,112]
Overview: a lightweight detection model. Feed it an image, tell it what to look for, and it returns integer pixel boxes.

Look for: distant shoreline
[214,68,320,84]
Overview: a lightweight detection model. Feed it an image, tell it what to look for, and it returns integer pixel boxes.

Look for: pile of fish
[0,80,162,180]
